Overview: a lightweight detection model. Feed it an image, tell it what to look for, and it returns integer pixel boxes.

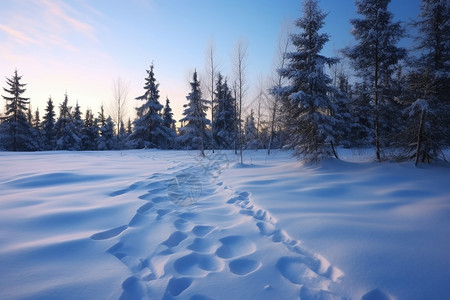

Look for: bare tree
[204,40,219,152]
[109,77,129,135]
[268,32,290,155]
[233,39,248,164]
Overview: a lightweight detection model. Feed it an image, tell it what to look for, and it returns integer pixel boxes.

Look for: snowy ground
[0,149,449,300]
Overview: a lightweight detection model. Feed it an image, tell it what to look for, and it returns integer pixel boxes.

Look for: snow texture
[0,149,449,300]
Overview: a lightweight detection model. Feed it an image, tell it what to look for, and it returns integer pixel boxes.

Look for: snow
[0,149,449,300]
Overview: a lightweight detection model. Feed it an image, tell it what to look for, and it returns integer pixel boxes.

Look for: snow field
[0,149,449,299]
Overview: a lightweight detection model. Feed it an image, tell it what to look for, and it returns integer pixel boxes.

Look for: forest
[1,0,448,164]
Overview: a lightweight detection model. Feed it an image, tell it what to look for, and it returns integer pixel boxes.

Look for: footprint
[256,221,275,236]
[361,288,393,300]
[178,212,198,220]
[90,225,128,240]
[174,253,224,276]
[215,235,256,259]
[152,196,170,203]
[162,231,188,247]
[119,276,145,300]
[137,202,154,214]
[276,256,321,286]
[129,214,146,227]
[165,277,192,297]
[300,286,345,300]
[229,258,261,275]
[192,225,214,237]
[110,188,131,197]
[174,219,194,231]
[157,208,172,217]
[187,238,218,253]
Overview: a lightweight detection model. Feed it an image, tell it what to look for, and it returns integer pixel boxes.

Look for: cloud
[0,24,40,45]
[39,0,98,42]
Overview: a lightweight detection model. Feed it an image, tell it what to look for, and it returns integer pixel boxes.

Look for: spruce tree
[399,0,450,162]
[0,70,37,151]
[54,93,75,150]
[272,0,340,162]
[212,73,236,149]
[41,97,56,150]
[81,109,99,150]
[98,116,116,150]
[178,70,211,155]
[117,120,127,149]
[343,0,406,161]
[163,97,176,131]
[70,102,83,151]
[33,107,44,150]
[161,97,177,148]
[127,64,166,149]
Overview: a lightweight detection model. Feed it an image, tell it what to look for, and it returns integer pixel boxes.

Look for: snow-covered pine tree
[272,0,340,162]
[343,0,406,161]
[161,97,177,148]
[81,109,99,150]
[0,70,37,151]
[178,70,211,155]
[331,72,366,148]
[41,97,56,150]
[70,102,83,151]
[54,93,77,150]
[127,64,167,149]
[399,0,450,162]
[27,104,33,126]
[126,118,132,135]
[98,116,116,150]
[212,73,236,149]
[244,109,259,150]
[163,97,176,131]
[117,120,128,149]
[33,107,44,150]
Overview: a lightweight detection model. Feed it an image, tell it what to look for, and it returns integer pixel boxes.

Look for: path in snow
[90,153,348,300]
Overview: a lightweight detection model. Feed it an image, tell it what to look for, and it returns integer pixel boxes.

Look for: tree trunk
[415,109,425,166]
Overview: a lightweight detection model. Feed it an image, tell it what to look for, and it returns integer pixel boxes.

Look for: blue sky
[0,0,421,122]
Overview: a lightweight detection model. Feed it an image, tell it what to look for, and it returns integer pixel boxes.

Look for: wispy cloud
[0,0,101,53]
[39,0,98,42]
[0,24,40,46]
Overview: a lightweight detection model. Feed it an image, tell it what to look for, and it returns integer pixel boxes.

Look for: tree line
[1,0,448,164]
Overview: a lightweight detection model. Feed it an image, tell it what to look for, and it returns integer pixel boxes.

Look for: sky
[1,0,421,124]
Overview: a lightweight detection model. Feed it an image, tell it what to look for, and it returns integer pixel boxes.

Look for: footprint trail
[90,155,347,300]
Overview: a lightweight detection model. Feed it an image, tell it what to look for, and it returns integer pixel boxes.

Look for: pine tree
[81,109,99,150]
[41,97,56,150]
[178,70,211,155]
[54,93,76,150]
[127,64,167,149]
[98,116,116,150]
[126,118,132,135]
[70,102,83,151]
[343,0,406,161]
[161,97,177,148]
[0,70,37,151]
[212,73,236,149]
[399,0,450,162]
[117,120,127,149]
[162,97,176,131]
[272,0,340,162]
[33,107,44,150]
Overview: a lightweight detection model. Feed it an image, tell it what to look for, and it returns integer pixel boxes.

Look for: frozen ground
[0,149,449,300]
